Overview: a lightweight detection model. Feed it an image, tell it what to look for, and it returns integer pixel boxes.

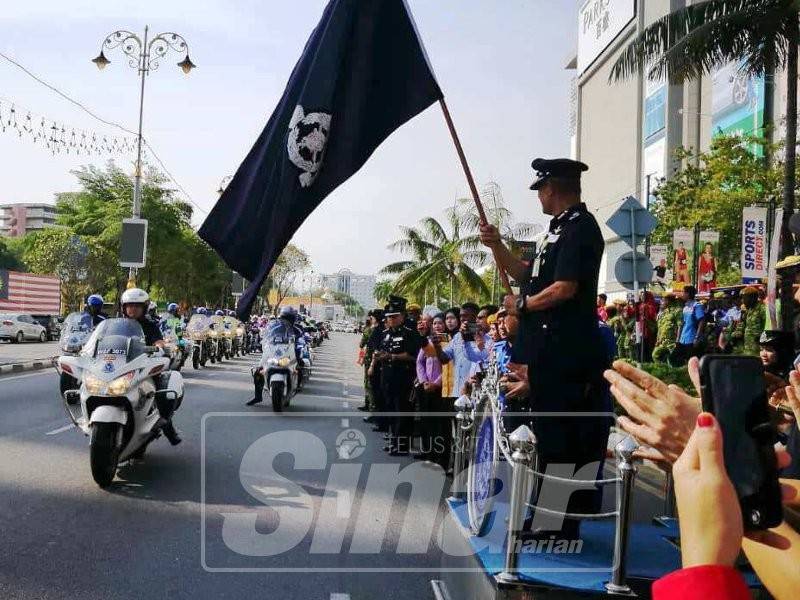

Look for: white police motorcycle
[256,320,300,412]
[57,318,184,488]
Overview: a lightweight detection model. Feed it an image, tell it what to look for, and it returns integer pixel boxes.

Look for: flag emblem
[287,105,332,188]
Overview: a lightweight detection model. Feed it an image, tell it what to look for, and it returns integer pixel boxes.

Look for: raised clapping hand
[603,358,701,464]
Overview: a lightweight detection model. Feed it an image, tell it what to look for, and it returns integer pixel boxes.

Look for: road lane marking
[330,594,350,600]
[0,371,49,383]
[340,418,349,428]
[45,424,73,435]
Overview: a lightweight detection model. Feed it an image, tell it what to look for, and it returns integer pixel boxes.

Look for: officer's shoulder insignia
[568,211,581,221]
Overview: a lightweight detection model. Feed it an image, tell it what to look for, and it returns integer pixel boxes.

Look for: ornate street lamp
[92,26,195,280]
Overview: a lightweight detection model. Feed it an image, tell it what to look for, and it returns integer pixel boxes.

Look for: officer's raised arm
[479,223,529,283]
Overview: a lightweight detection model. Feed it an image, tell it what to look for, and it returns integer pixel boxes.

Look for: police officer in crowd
[479,157,609,541]
[372,296,423,455]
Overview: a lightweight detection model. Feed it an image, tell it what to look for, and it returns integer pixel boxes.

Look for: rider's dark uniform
[511,162,611,538]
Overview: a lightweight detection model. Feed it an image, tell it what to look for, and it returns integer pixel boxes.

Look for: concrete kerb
[0,356,57,377]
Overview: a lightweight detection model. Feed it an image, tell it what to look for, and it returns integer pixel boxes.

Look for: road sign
[615,251,653,289]
[119,218,148,268]
[606,196,657,245]
[606,196,658,292]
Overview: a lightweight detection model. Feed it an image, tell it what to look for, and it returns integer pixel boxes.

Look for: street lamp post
[93,26,195,282]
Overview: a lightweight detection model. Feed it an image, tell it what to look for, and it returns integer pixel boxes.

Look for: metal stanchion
[449,395,472,501]
[606,436,639,595]
[497,425,537,583]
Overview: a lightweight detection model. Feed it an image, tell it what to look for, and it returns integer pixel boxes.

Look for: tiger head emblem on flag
[287,105,332,188]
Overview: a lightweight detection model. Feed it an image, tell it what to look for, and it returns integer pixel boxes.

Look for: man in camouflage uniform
[652,293,682,363]
[730,287,766,356]
[606,300,627,359]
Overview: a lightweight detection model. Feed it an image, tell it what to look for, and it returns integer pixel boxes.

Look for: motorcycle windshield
[63,312,94,333]
[263,321,294,348]
[187,315,211,333]
[82,318,146,361]
[60,312,94,351]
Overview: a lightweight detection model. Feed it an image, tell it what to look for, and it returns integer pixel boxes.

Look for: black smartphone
[462,322,479,342]
[698,355,783,530]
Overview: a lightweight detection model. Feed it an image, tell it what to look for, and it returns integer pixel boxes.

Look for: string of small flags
[0,98,137,157]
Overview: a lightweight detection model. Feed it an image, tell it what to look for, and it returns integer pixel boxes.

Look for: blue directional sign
[606,196,658,246]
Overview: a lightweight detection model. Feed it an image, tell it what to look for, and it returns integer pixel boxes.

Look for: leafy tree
[611,0,799,326]
[373,279,393,305]
[19,227,108,312]
[268,244,310,310]
[21,162,232,310]
[0,237,24,271]
[382,207,490,307]
[651,133,787,285]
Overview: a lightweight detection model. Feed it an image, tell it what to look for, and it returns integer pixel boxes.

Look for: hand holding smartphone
[698,355,783,530]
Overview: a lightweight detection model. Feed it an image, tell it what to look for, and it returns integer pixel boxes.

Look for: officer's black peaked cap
[530,157,589,190]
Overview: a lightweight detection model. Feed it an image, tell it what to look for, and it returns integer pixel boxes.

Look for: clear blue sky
[1,0,579,275]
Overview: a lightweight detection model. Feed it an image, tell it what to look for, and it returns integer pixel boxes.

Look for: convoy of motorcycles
[52,304,330,488]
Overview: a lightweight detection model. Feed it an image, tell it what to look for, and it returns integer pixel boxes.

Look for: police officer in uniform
[373,296,422,456]
[480,157,610,540]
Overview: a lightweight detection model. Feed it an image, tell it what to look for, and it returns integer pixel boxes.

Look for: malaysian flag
[0,270,61,314]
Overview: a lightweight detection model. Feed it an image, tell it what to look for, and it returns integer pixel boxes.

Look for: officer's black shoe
[246,397,262,406]
[161,420,182,446]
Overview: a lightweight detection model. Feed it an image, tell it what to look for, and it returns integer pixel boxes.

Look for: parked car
[0,313,49,343]
[31,314,61,341]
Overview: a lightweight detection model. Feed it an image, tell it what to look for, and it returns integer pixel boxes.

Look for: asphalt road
[0,340,60,365]
[0,333,447,600]
[0,333,668,600]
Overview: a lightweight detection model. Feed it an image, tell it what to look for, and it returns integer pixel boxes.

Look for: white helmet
[121,287,149,307]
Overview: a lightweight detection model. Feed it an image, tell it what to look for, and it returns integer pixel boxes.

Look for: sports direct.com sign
[741,206,768,283]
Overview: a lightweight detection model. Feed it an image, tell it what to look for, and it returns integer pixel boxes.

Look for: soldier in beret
[479,157,610,541]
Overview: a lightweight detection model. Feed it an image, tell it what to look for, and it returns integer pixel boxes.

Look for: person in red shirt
[596,293,608,322]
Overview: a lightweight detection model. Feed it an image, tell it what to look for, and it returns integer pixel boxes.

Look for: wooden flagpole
[438,97,513,294]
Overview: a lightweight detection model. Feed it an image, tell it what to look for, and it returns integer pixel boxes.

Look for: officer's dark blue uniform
[378,297,422,455]
[511,158,610,539]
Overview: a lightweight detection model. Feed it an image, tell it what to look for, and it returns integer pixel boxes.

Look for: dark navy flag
[199,0,443,319]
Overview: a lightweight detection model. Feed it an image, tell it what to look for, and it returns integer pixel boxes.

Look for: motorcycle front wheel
[271,382,284,413]
[193,347,200,370]
[90,422,120,488]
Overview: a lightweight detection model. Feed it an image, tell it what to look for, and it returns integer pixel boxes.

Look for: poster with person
[671,229,694,288]
[697,231,720,293]
[650,244,670,289]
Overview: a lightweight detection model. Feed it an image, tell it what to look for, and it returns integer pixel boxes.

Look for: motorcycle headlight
[107,372,135,396]
[278,357,291,367]
[236,328,244,336]
[209,331,218,338]
[84,373,105,394]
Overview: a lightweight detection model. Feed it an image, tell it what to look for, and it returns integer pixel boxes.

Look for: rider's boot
[246,370,264,405]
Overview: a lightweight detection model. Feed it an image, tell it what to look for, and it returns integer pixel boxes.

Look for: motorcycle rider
[85,294,107,326]
[120,288,182,445]
[246,306,304,406]
[61,294,107,396]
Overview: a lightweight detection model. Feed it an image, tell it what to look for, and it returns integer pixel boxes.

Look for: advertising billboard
[578,0,636,73]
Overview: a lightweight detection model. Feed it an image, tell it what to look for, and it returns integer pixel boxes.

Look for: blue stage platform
[435,474,763,599]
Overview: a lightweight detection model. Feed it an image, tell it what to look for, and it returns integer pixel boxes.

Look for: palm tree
[460,183,542,302]
[382,207,490,306]
[610,0,798,329]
